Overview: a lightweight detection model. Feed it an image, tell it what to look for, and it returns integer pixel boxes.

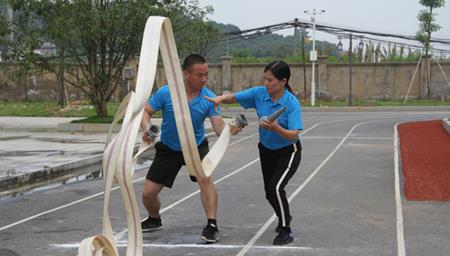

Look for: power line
[215,18,450,53]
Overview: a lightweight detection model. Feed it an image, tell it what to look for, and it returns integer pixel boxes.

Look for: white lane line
[52,242,312,251]
[115,120,333,241]
[113,132,259,240]
[394,124,406,256]
[236,120,372,256]
[0,132,259,233]
[229,133,258,146]
[1,119,338,244]
[302,136,393,140]
[114,158,261,240]
[0,190,107,232]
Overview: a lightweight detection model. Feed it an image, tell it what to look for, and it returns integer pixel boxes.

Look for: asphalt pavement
[0,108,449,256]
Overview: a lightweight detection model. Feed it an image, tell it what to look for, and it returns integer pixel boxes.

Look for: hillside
[206,21,339,63]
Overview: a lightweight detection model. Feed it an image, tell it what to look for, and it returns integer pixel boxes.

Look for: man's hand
[230,125,242,135]
[142,132,155,144]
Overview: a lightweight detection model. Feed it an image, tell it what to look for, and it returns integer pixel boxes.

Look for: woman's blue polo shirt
[235,86,302,150]
[148,85,220,151]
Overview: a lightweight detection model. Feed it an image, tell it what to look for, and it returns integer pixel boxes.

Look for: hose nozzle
[234,113,248,129]
[259,106,286,124]
[145,123,160,139]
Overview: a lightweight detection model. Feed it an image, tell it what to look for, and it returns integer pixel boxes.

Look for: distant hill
[206,21,339,63]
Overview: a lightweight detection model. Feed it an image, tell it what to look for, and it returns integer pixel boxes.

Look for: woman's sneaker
[200,224,219,243]
[273,227,294,245]
[141,216,162,232]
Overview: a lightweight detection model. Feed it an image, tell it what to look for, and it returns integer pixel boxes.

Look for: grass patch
[0,101,120,117]
[1,99,448,120]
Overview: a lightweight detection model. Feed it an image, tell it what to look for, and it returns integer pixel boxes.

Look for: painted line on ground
[114,158,261,241]
[1,119,339,251]
[52,242,312,251]
[394,124,406,256]
[236,120,374,256]
[0,131,259,233]
[301,136,393,140]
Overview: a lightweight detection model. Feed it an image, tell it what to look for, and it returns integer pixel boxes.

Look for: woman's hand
[260,119,280,131]
[204,95,222,112]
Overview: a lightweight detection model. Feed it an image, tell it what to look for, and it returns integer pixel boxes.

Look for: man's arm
[209,115,242,136]
[141,103,158,142]
[209,115,226,136]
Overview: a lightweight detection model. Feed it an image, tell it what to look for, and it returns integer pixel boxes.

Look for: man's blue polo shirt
[148,85,220,151]
[235,86,302,150]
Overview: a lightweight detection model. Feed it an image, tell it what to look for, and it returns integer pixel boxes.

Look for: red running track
[398,120,450,201]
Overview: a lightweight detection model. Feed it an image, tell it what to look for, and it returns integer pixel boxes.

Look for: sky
[196,0,450,52]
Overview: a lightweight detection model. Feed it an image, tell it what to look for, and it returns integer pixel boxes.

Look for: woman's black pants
[258,140,302,227]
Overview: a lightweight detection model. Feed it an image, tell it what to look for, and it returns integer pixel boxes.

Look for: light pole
[337,34,364,106]
[348,34,353,106]
[304,9,325,106]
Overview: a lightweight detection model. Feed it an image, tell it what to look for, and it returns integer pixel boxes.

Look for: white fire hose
[78,16,240,256]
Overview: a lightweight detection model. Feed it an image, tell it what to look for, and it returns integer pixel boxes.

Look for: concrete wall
[1,57,449,101]
[220,58,449,100]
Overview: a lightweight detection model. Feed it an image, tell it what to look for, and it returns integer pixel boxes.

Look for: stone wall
[1,57,449,101]
[153,56,450,100]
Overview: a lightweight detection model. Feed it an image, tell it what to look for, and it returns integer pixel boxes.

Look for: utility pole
[348,34,353,106]
[300,26,307,101]
[292,18,299,56]
[304,9,325,106]
[4,2,13,57]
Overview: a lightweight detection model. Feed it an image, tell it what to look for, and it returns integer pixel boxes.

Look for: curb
[1,126,224,196]
[301,106,450,112]
[1,107,449,132]
[442,118,450,135]
[0,145,156,197]
[0,154,103,197]
[58,123,121,133]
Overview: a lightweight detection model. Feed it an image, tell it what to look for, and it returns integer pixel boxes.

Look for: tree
[1,0,216,117]
[416,0,446,98]
[0,1,45,100]
[416,0,445,56]
[172,3,221,58]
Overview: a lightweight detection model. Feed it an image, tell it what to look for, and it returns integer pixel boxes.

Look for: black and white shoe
[200,224,219,243]
[141,216,162,232]
[273,227,294,245]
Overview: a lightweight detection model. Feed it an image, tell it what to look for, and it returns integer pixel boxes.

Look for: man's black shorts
[146,138,209,188]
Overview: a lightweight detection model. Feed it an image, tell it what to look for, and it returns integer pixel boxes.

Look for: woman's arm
[260,120,299,141]
[204,93,237,111]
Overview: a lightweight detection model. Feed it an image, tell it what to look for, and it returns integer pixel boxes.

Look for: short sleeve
[287,100,303,130]
[148,86,167,111]
[206,91,221,117]
[234,87,258,109]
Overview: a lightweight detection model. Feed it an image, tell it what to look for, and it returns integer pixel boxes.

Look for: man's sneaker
[141,216,162,232]
[275,215,292,233]
[273,228,294,245]
[200,224,219,243]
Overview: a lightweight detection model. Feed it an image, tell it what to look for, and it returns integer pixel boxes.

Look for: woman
[206,60,302,245]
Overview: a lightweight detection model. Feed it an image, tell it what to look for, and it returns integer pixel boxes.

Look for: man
[140,54,239,243]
